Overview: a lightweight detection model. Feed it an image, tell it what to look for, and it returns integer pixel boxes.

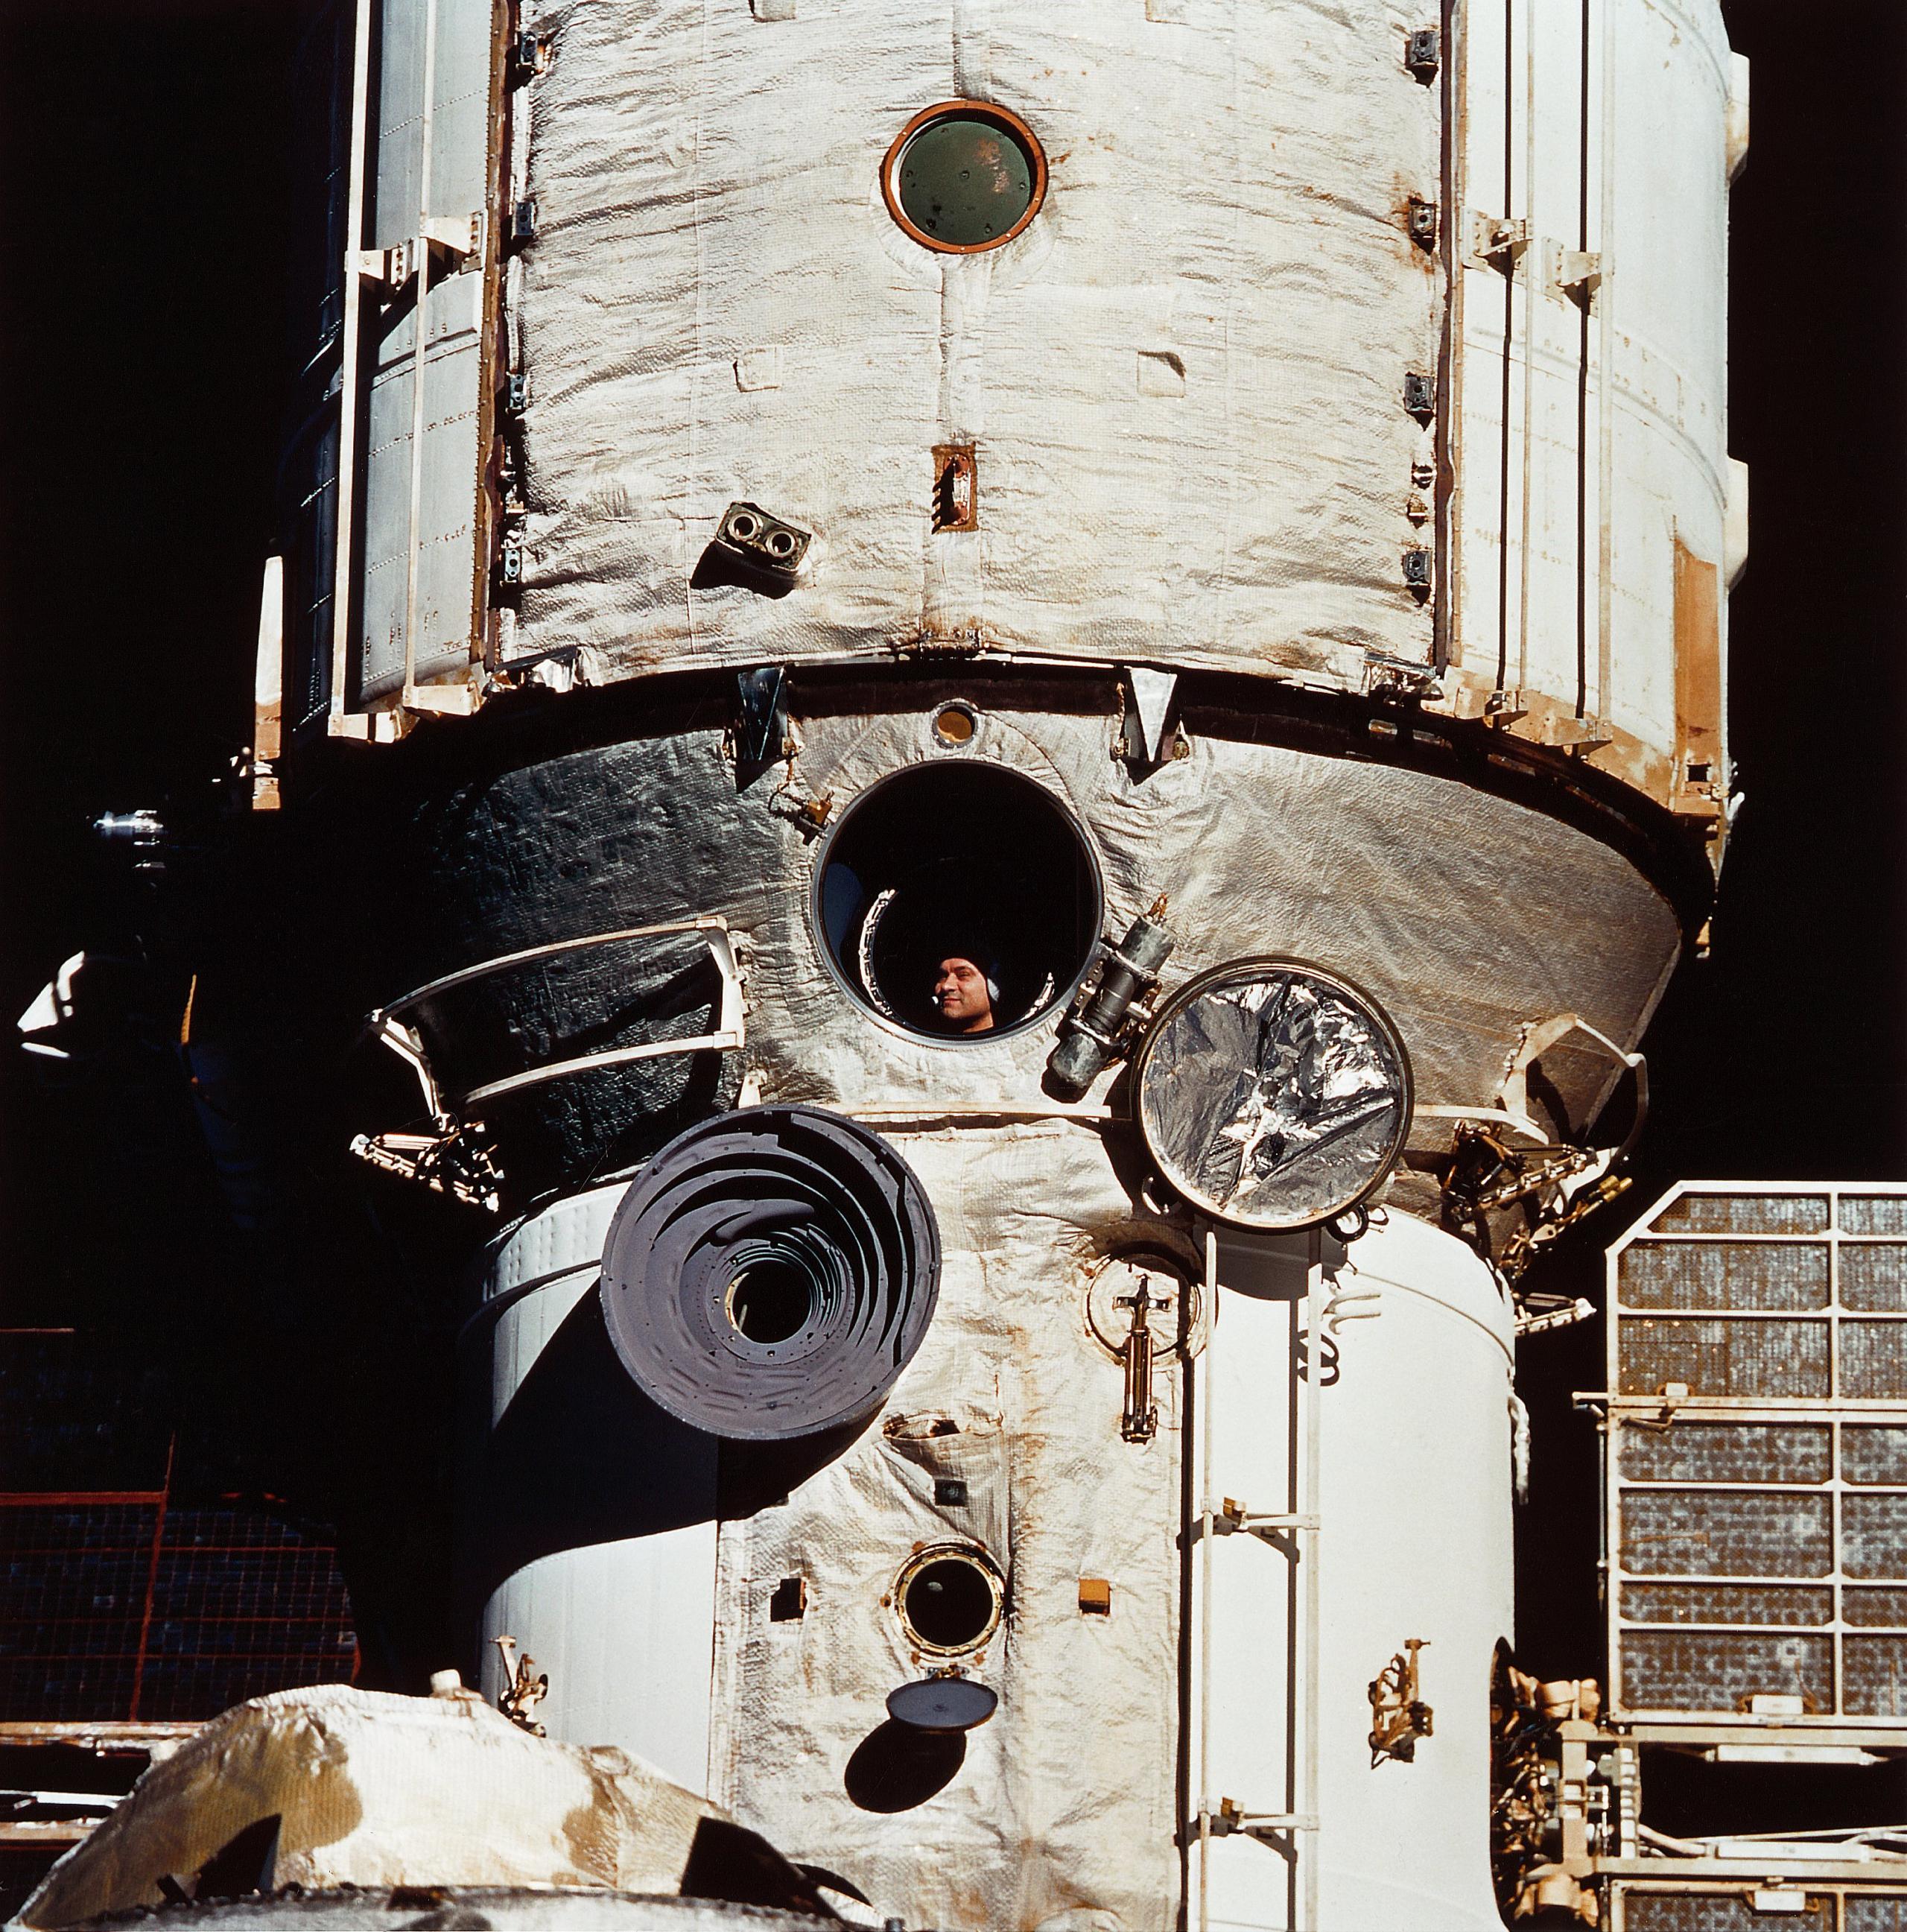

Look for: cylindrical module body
[261,1,1743,1926]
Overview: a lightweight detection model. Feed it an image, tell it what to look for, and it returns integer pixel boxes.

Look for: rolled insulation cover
[599,1106,939,1441]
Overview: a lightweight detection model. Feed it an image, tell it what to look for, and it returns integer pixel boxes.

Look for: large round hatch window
[816,763,1101,1042]
[1132,958,1412,1232]
[882,101,1047,253]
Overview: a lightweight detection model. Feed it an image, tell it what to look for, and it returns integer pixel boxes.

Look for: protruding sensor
[599,1106,940,1440]
[1132,957,1412,1231]
[1044,902,1175,1100]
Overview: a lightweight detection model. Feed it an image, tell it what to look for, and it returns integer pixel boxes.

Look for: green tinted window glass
[896,116,1035,247]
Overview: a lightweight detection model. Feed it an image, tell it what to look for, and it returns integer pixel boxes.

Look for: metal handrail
[375,916,737,1018]
[365,916,746,1120]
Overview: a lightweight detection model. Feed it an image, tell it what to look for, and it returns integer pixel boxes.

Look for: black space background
[1,0,1904,1846]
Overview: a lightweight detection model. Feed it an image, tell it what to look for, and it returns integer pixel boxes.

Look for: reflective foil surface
[1137,966,1409,1229]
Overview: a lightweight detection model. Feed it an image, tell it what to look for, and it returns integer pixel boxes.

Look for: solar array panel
[1605,1186,1907,1728]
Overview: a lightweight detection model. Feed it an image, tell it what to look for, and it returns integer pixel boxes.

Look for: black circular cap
[886,1676,998,1733]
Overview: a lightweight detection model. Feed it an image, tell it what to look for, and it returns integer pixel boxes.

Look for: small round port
[931,703,977,747]
[895,1545,1004,1654]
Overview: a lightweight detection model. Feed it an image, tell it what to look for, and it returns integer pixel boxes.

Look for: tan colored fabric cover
[20,1686,719,1930]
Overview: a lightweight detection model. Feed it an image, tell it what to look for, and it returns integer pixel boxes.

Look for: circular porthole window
[882,101,1047,253]
[815,762,1102,1042]
[895,1545,1004,1655]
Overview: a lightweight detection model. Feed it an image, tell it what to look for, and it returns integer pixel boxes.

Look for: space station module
[19,3,1748,1930]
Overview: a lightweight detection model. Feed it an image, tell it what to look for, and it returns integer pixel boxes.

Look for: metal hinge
[1406,194,1439,250]
[1404,28,1440,80]
[355,213,483,288]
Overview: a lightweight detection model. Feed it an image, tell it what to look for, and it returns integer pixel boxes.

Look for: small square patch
[734,346,784,392]
[1137,349,1186,397]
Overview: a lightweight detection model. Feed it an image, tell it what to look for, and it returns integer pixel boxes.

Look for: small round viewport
[896,1546,1003,1654]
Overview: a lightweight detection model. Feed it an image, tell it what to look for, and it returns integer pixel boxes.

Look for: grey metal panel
[1620,1240,1830,1311]
[291,405,341,731]
[1846,1248,1907,1312]
[1610,1412,1907,1722]
[283,3,353,732]
[349,0,495,705]
[1620,1629,1833,1718]
[1617,1316,1830,1401]
[1845,1428,1907,1485]
[1619,1490,1832,1579]
[1617,1422,1830,1485]
[1619,1582,1833,1627]
[358,289,486,697]
[1848,1898,1907,1932]
[1844,1635,1907,1717]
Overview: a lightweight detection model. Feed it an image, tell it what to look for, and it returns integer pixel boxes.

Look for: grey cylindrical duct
[599,1106,940,1440]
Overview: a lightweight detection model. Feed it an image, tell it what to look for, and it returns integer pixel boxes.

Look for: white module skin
[475,0,1741,817]
[426,684,1661,1932]
[472,1147,1512,1931]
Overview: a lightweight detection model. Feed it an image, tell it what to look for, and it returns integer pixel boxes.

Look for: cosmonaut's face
[932,956,994,1033]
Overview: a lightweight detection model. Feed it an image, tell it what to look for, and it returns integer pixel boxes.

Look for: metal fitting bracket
[1470,212,1532,271]
[1404,28,1441,80]
[1202,1798,1321,1846]
[714,501,813,580]
[1369,1638,1434,1765]
[1549,245,1605,307]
